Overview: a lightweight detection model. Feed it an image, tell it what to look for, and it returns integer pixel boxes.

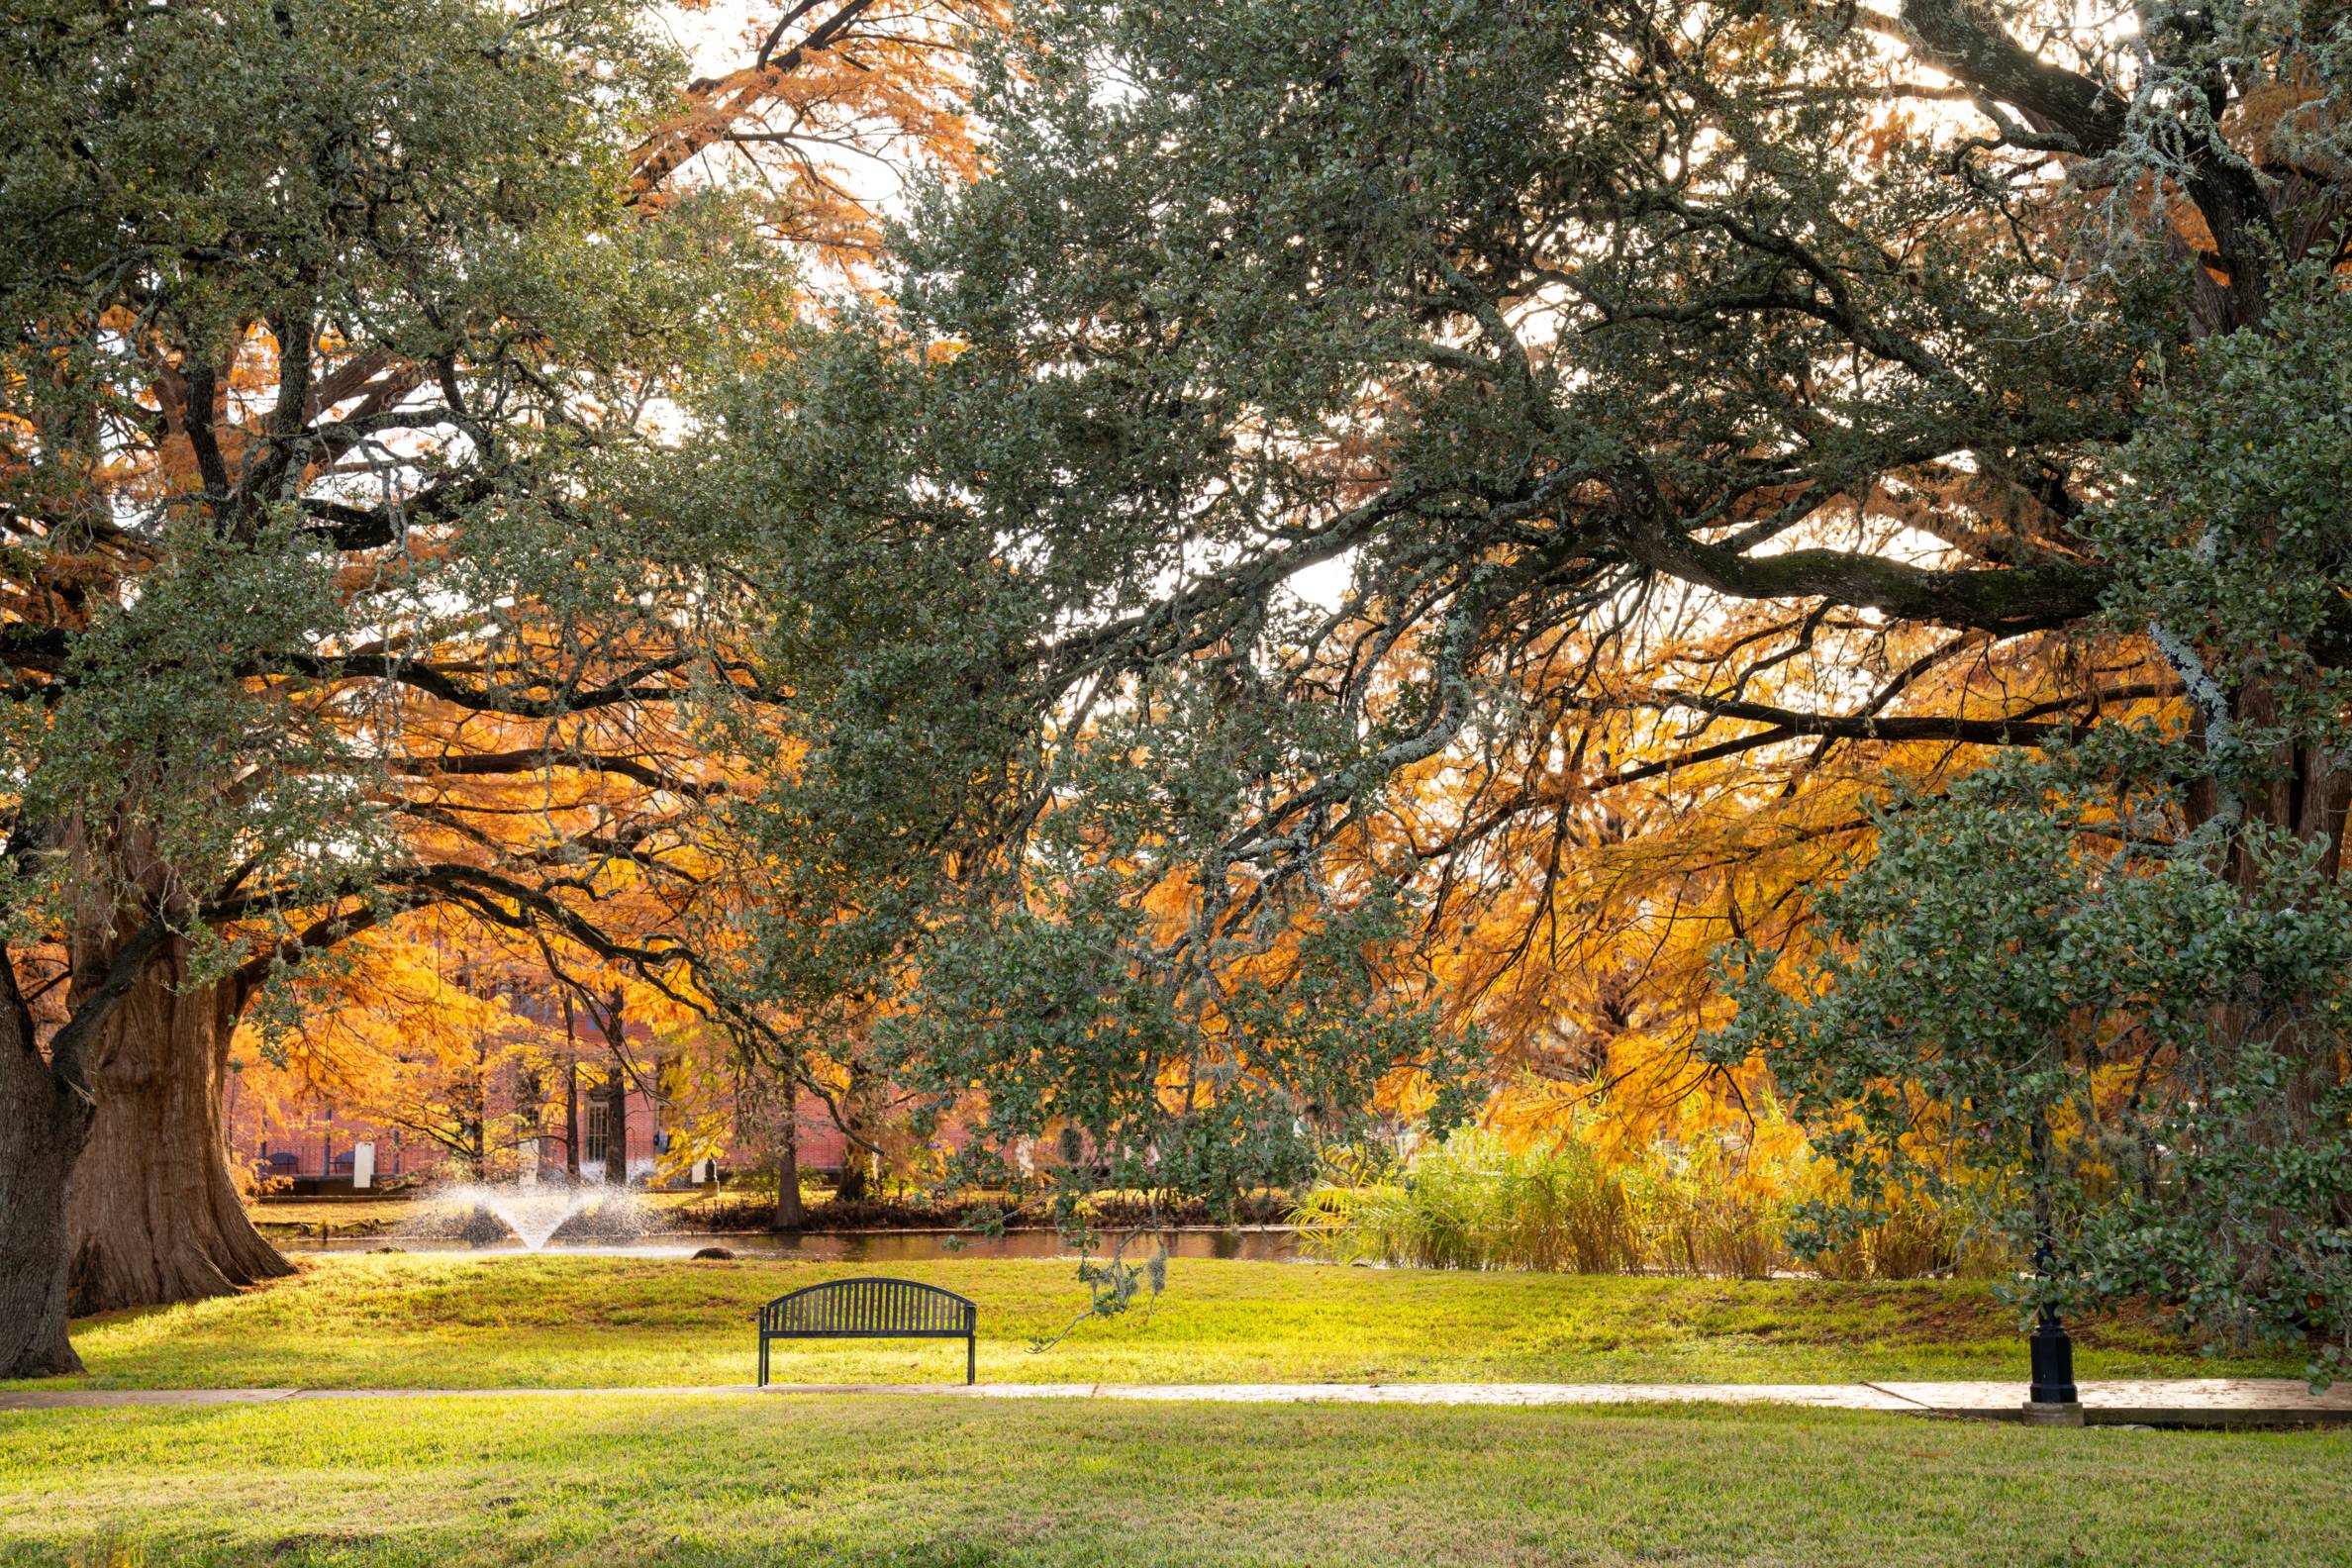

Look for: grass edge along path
[7,1254,2303,1394]
[3,1392,2347,1568]
[9,1376,2351,1428]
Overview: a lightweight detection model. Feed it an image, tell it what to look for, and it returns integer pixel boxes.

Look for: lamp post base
[2028,1303,2078,1408]
[2019,1401,2085,1427]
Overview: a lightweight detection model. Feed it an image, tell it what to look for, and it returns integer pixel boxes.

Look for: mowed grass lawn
[3,1393,2347,1567]
[9,1255,2300,1391]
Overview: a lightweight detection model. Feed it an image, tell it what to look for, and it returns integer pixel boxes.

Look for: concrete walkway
[6,1379,2348,1426]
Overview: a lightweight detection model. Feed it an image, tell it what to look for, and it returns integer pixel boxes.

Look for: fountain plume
[417,1180,650,1250]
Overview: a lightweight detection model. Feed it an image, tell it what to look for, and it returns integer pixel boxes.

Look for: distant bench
[757,1277,979,1387]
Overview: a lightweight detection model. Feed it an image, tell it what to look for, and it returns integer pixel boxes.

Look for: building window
[584,1103,611,1169]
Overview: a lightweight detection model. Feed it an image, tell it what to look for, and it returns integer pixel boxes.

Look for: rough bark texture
[773,1111,805,1230]
[834,1060,876,1203]
[0,996,92,1379]
[65,940,291,1317]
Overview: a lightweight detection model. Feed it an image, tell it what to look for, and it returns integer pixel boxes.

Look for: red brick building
[227,1066,851,1192]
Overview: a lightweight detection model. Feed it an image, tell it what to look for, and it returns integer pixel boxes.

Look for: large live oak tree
[705,2,2352,1261]
[0,0,794,1376]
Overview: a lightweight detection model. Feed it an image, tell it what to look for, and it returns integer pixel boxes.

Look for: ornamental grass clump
[1293,1131,1643,1273]
[1296,1123,1988,1280]
[1632,1136,1790,1280]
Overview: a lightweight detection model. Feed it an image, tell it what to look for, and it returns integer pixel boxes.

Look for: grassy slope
[3,1393,2346,1567]
[13,1255,2296,1391]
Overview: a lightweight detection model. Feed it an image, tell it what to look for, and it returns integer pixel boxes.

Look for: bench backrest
[759,1278,976,1338]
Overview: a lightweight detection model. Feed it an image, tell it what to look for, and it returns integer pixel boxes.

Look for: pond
[287,1226,1312,1264]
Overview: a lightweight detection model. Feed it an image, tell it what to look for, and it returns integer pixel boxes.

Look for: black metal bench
[756,1277,979,1386]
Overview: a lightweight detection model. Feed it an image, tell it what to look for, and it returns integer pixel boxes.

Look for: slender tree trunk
[564,1052,581,1183]
[561,992,582,1184]
[516,1065,543,1181]
[0,978,92,1379]
[65,940,291,1316]
[773,1103,805,1230]
[463,1037,488,1176]
[603,989,629,1186]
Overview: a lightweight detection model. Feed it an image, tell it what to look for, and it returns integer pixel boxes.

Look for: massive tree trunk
[0,975,92,1379]
[65,939,291,1317]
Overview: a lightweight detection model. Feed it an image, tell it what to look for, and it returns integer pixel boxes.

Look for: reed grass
[1295,1128,1996,1280]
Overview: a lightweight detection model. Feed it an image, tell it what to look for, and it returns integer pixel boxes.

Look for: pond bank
[284,1226,1307,1263]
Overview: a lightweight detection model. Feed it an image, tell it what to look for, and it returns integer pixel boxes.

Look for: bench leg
[967,1334,975,1387]
[759,1336,768,1389]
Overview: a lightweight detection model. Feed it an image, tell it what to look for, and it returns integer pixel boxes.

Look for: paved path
[6,1379,2347,1426]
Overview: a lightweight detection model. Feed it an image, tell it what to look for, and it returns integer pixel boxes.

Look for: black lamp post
[2026,1236,2079,1410]
[2021,1120,2083,1425]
